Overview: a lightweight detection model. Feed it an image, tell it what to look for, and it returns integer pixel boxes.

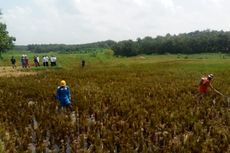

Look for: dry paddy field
[0,67,37,77]
[0,54,230,152]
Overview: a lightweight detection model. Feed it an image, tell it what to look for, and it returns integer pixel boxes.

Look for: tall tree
[0,10,16,58]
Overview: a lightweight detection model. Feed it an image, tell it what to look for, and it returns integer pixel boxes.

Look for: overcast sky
[0,0,230,45]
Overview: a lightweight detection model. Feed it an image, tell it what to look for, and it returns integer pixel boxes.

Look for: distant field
[0,51,230,152]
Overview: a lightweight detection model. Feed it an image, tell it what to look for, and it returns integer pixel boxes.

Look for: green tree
[112,40,139,57]
[0,11,16,58]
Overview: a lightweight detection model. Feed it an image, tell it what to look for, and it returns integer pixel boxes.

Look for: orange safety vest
[199,77,210,93]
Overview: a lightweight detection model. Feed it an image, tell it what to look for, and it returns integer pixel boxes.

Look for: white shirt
[42,57,46,62]
[36,56,39,62]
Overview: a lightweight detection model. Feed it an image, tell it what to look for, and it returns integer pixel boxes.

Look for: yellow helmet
[60,80,66,86]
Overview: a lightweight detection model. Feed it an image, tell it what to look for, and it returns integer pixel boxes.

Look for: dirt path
[0,66,37,77]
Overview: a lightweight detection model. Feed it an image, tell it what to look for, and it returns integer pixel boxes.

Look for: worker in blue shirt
[56,80,73,111]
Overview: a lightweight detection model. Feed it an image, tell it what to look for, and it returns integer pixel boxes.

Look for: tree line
[112,30,230,56]
[25,30,230,56]
[25,40,116,53]
[7,29,230,57]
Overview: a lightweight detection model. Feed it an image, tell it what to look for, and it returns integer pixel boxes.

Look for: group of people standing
[41,55,57,67]
[40,55,57,67]
[10,55,57,68]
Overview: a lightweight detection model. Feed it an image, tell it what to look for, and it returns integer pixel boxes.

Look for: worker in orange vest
[199,74,223,96]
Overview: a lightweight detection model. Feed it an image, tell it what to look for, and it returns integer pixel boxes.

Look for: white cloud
[2,0,230,45]
[159,0,175,9]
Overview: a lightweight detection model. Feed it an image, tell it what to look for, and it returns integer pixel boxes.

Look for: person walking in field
[10,56,16,69]
[42,56,45,67]
[45,55,49,67]
[56,80,73,111]
[198,74,224,96]
[50,55,57,66]
[36,56,40,66]
[21,55,26,68]
[24,55,30,68]
[33,56,38,67]
[53,56,57,66]
[81,60,85,68]
[34,56,40,67]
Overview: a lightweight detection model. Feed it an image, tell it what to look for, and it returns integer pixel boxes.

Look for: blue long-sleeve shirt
[56,86,71,106]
